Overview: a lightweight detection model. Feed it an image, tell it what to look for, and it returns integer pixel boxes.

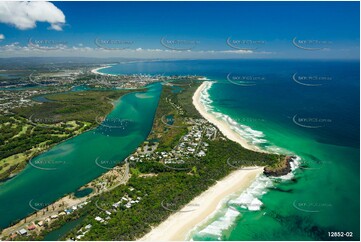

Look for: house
[197,150,206,157]
[10,233,18,239]
[27,224,36,231]
[17,229,27,236]
[65,209,73,214]
[95,216,104,223]
[112,201,121,208]
[76,235,84,240]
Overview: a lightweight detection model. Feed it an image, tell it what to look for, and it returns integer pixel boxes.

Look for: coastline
[139,167,264,241]
[139,80,266,241]
[91,65,115,76]
[193,81,262,152]
[1,152,129,239]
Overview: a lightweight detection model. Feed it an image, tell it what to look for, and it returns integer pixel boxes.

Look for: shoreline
[139,167,264,241]
[194,81,262,152]
[90,65,115,76]
[139,81,266,241]
[1,161,129,238]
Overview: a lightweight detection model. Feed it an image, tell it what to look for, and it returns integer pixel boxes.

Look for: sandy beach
[193,81,261,152]
[139,167,263,241]
[139,81,265,241]
[91,65,114,76]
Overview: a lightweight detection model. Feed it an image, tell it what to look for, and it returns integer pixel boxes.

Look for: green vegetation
[39,79,281,241]
[147,83,188,151]
[0,89,133,181]
[13,90,133,124]
[5,79,285,241]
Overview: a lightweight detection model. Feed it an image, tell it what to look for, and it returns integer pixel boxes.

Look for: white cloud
[0,34,4,40]
[0,1,65,31]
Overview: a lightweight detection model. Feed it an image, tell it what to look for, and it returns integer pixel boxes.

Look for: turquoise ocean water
[102,59,360,241]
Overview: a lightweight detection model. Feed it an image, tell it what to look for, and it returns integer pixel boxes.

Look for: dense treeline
[13,90,133,124]
[177,82,203,118]
[148,83,188,151]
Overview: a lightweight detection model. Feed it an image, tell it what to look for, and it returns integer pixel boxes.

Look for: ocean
[102,59,360,240]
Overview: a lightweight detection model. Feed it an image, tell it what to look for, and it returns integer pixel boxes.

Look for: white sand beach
[91,65,114,76]
[139,81,265,241]
[193,81,261,152]
[139,167,263,241]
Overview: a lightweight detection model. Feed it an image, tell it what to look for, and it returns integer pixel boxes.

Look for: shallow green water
[96,59,360,240]
[42,216,85,241]
[191,76,359,240]
[73,188,93,198]
[0,83,161,228]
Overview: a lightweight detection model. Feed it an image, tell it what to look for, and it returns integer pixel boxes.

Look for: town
[0,66,201,114]
[127,118,219,167]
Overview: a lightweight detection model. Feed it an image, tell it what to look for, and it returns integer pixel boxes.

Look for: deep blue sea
[102,59,360,241]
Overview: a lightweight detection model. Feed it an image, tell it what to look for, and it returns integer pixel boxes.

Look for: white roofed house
[17,229,27,236]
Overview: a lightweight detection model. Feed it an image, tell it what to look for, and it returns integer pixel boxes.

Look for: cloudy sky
[0,1,359,59]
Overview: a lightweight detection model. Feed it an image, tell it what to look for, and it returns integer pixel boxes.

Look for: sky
[0,1,359,60]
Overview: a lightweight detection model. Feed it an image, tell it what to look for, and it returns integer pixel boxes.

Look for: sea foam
[191,82,302,239]
[199,82,280,153]
[197,207,240,239]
